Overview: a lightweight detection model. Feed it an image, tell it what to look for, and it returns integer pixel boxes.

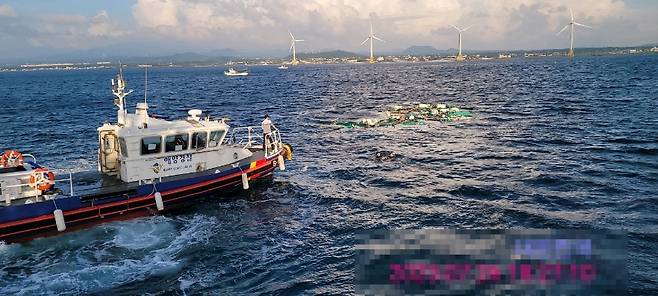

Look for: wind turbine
[288,30,304,65]
[361,21,384,64]
[451,24,472,61]
[557,8,592,57]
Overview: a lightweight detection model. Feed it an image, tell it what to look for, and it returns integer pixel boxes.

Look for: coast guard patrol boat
[0,70,292,243]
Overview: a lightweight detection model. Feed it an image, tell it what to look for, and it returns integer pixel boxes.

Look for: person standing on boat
[262,114,277,152]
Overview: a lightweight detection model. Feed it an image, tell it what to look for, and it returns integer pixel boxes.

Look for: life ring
[29,168,55,192]
[0,150,24,168]
[280,143,293,161]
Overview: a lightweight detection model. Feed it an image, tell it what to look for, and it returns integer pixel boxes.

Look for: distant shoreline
[1,50,656,73]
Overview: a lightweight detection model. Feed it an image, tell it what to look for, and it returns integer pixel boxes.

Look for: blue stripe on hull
[0,162,255,224]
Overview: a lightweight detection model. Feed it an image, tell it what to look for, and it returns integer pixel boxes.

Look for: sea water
[0,56,657,295]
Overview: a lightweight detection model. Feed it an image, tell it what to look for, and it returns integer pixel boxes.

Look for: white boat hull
[224,72,248,76]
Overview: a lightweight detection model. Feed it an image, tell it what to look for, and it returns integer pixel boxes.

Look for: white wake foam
[0,214,219,295]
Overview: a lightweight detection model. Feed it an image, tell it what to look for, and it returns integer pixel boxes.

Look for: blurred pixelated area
[356,229,626,295]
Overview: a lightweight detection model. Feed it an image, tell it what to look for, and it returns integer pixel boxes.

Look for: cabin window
[208,130,225,147]
[141,136,162,155]
[118,137,128,157]
[165,134,189,152]
[191,132,207,150]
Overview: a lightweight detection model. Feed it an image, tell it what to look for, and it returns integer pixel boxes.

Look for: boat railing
[22,154,37,163]
[227,126,282,157]
[59,170,75,196]
[1,170,74,205]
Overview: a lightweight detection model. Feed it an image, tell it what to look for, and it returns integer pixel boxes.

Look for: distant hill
[400,46,458,56]
[206,48,240,57]
[110,49,242,65]
[142,49,242,63]
[154,52,210,62]
[3,46,242,65]
[5,43,656,67]
[401,46,440,56]
[296,50,362,59]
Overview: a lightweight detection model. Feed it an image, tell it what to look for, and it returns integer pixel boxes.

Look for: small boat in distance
[0,68,293,243]
[224,67,248,76]
[278,64,288,70]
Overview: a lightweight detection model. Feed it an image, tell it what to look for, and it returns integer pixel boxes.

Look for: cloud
[1,0,657,61]
[0,4,16,17]
[0,9,126,50]
[88,10,125,37]
[129,0,644,53]
[133,0,180,28]
[31,11,126,48]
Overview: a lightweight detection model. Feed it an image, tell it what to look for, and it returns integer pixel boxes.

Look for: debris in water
[335,103,472,128]
[374,151,397,162]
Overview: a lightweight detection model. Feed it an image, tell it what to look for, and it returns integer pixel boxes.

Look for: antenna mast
[144,65,148,104]
[111,62,133,125]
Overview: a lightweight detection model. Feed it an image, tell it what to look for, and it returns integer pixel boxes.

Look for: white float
[155,192,164,211]
[53,209,66,232]
[241,173,249,189]
[277,155,285,171]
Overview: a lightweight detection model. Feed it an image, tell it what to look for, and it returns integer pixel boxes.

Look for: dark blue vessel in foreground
[0,70,292,243]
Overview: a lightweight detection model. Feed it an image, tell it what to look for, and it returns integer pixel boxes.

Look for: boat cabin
[97,106,255,183]
[97,73,260,183]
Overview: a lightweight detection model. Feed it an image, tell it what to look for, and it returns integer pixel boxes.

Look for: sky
[1,0,657,61]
